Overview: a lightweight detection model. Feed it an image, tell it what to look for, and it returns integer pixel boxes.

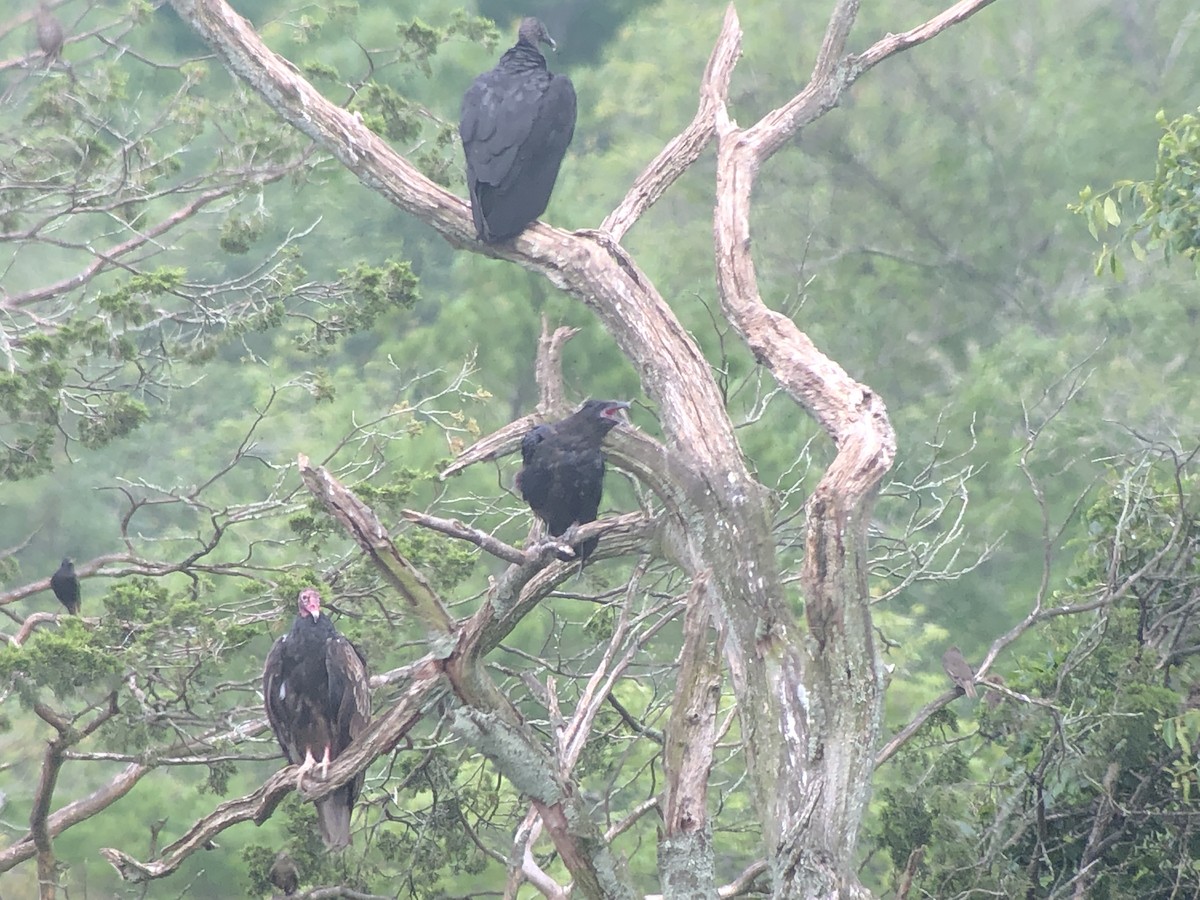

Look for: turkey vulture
[459,17,576,242]
[516,400,630,562]
[942,646,977,699]
[50,557,80,615]
[263,588,370,849]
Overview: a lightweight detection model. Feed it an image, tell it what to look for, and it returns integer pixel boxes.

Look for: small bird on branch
[942,646,977,699]
[35,1,64,64]
[50,557,80,615]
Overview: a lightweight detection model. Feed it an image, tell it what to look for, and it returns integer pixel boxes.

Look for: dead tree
[145,0,999,896]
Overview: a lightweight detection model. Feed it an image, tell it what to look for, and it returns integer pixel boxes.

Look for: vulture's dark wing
[541,438,605,538]
[460,37,576,243]
[326,633,370,759]
[568,453,606,561]
[520,423,550,466]
[464,72,575,194]
[473,77,576,240]
[316,633,370,850]
[512,74,576,191]
[517,425,554,513]
[262,635,295,761]
[563,447,606,526]
[460,74,528,188]
[533,431,608,559]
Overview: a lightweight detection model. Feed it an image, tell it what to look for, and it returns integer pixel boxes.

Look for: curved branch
[702,0,991,892]
[165,0,740,480]
[745,0,1001,160]
[298,454,456,643]
[534,320,580,412]
[600,6,742,241]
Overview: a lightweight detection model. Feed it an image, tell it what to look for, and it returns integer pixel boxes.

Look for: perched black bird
[263,589,370,850]
[35,2,64,63]
[50,557,80,615]
[516,400,630,562]
[942,646,977,699]
[268,850,300,896]
[459,17,576,243]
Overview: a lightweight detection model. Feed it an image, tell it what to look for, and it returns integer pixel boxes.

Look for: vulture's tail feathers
[316,796,352,850]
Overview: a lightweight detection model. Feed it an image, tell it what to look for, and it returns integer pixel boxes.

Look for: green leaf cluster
[0,618,121,701]
[1075,107,1200,276]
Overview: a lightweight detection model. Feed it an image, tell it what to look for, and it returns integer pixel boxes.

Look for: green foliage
[873,454,1200,897]
[395,18,450,75]
[352,83,425,144]
[101,577,169,621]
[203,758,237,795]
[1074,107,1200,275]
[241,843,280,896]
[395,529,476,592]
[0,424,55,480]
[79,394,151,449]
[219,212,266,255]
[355,469,418,509]
[414,122,461,186]
[288,501,338,549]
[293,259,420,355]
[0,619,122,701]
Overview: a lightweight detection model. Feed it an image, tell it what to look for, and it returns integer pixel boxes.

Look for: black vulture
[35,2,63,63]
[50,557,80,615]
[263,588,370,850]
[459,17,576,242]
[942,646,977,698]
[516,400,630,562]
[268,850,300,896]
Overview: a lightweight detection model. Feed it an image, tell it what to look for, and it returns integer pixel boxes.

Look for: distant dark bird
[516,399,630,562]
[942,646,977,699]
[459,17,576,242]
[50,557,80,615]
[263,588,370,850]
[35,2,64,63]
[268,850,300,896]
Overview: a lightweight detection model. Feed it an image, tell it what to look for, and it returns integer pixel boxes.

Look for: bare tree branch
[299,453,456,643]
[600,6,742,241]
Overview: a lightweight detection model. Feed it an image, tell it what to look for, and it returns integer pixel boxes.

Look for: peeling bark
[659,574,721,898]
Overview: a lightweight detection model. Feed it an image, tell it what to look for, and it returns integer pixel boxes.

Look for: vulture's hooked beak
[606,401,632,423]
